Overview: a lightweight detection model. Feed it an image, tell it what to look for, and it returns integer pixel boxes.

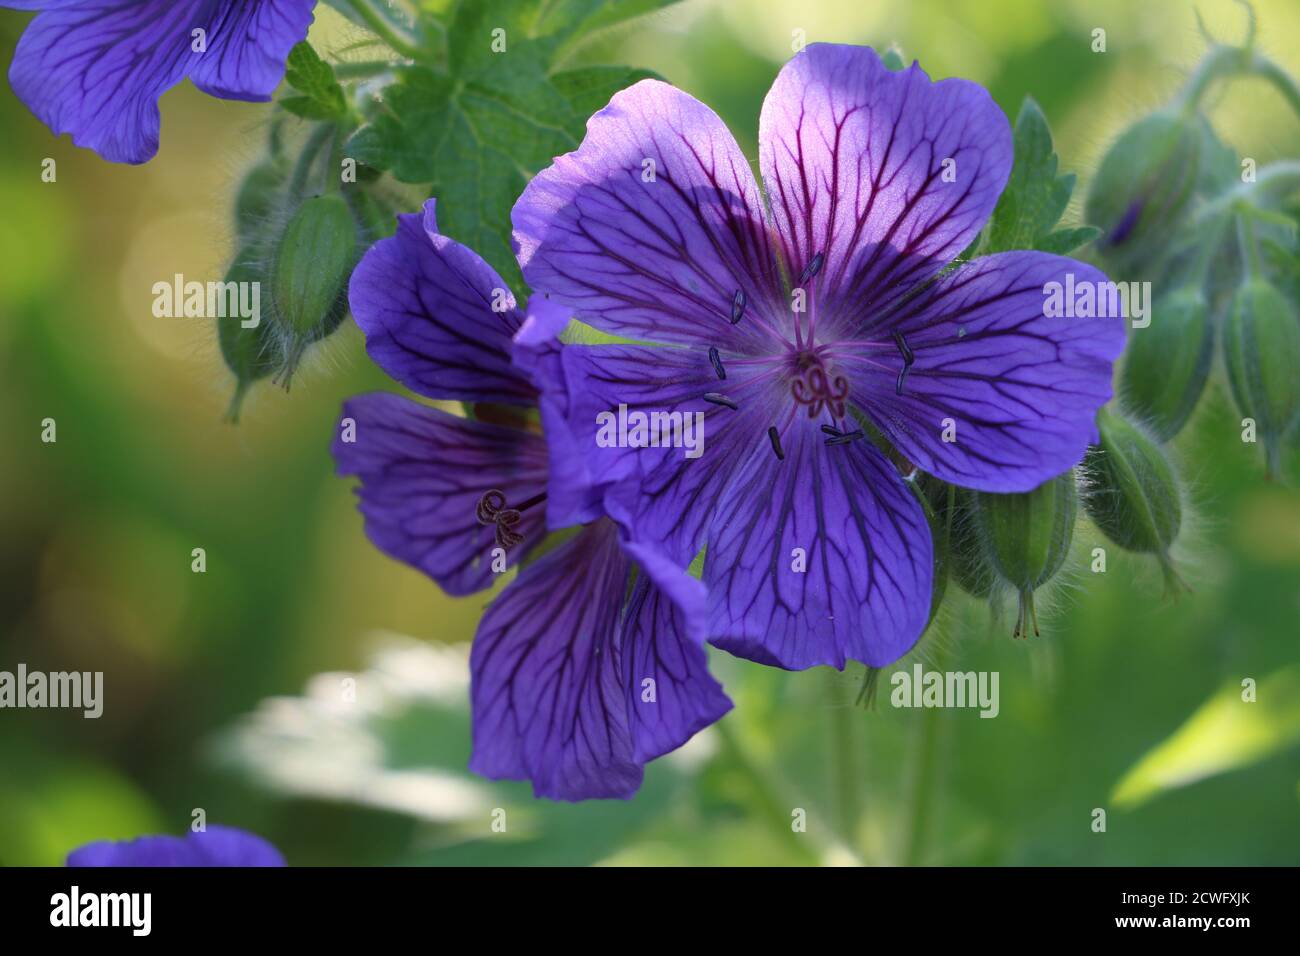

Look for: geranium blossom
[512,43,1125,670]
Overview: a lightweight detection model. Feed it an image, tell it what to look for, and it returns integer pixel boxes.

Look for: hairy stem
[825,669,864,850]
[346,0,424,61]
[903,638,948,865]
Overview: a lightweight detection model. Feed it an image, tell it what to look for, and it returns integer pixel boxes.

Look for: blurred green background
[1,0,1298,866]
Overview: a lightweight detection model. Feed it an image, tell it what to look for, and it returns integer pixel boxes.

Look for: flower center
[789,350,849,419]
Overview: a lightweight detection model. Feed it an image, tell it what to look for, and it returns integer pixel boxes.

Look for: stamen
[704,392,739,410]
[730,289,746,325]
[821,423,864,446]
[767,426,785,461]
[826,430,865,446]
[708,346,726,380]
[891,329,915,395]
[799,251,825,284]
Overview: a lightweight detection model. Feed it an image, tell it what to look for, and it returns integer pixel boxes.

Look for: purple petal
[469,519,729,800]
[846,251,1126,492]
[510,300,607,531]
[332,392,549,597]
[705,423,933,670]
[67,825,285,867]
[759,44,1011,322]
[349,199,537,405]
[189,0,315,101]
[512,78,783,352]
[7,0,207,163]
[619,537,732,764]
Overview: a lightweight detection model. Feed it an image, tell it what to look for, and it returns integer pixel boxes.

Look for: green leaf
[346,1,670,292]
[985,96,1093,255]
[1035,225,1101,255]
[282,41,347,121]
[1111,666,1300,809]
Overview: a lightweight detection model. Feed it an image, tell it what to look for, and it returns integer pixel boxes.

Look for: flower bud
[1082,407,1184,591]
[218,249,281,422]
[1119,286,1213,441]
[1086,110,1202,275]
[929,482,995,599]
[1223,278,1300,477]
[971,472,1077,639]
[911,477,950,623]
[270,193,357,386]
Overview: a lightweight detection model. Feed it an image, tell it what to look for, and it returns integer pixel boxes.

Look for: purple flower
[512,44,1125,671]
[332,200,731,801]
[67,825,285,866]
[2,0,316,163]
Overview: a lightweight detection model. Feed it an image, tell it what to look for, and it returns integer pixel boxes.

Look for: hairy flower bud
[929,482,996,599]
[971,472,1077,639]
[1119,286,1213,441]
[1223,278,1300,477]
[1086,110,1203,275]
[219,249,281,422]
[1083,407,1184,592]
[912,477,951,623]
[270,193,357,386]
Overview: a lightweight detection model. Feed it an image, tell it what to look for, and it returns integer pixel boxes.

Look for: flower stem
[825,669,864,850]
[1236,206,1264,280]
[346,0,424,62]
[290,124,334,200]
[1179,43,1300,123]
[334,60,399,80]
[713,719,823,864]
[903,637,948,865]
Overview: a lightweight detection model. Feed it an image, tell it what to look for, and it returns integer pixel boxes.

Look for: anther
[820,424,865,446]
[704,392,739,410]
[768,426,785,461]
[708,346,726,380]
[891,329,915,396]
[730,289,746,325]
[799,251,825,284]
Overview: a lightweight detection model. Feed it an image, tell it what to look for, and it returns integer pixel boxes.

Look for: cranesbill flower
[67,825,285,866]
[512,43,1125,670]
[1,0,316,163]
[332,200,731,800]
